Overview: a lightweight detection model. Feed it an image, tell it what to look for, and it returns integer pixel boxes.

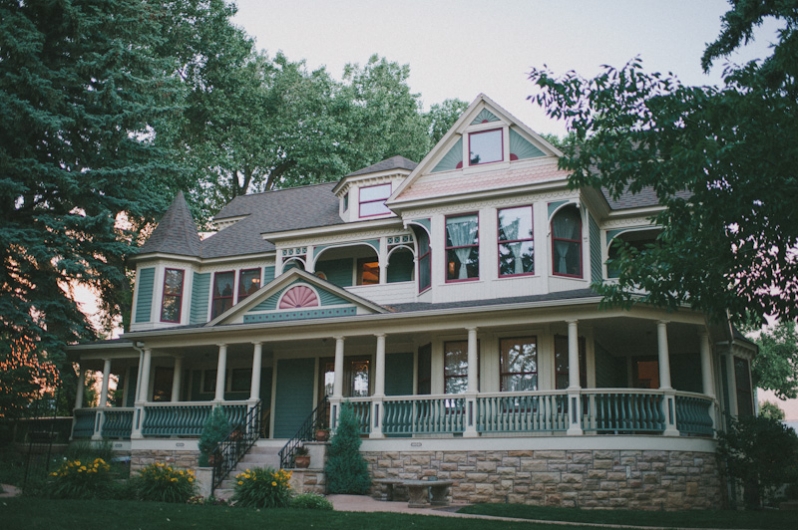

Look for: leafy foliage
[752,321,798,400]
[133,462,196,503]
[527,2,798,326]
[291,492,334,511]
[758,401,786,421]
[198,406,229,467]
[47,458,112,500]
[232,467,292,509]
[717,416,798,508]
[324,402,371,494]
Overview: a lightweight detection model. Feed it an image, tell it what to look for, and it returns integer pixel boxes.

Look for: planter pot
[294,455,310,468]
[315,429,329,442]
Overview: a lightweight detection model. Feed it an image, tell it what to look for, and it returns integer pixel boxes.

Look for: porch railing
[72,409,97,439]
[675,393,714,436]
[581,390,665,433]
[212,401,261,493]
[101,408,135,439]
[477,392,568,433]
[141,402,247,437]
[347,398,373,435]
[383,396,465,435]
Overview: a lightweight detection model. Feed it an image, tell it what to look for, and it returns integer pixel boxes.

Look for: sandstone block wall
[130,449,199,473]
[288,469,326,494]
[364,449,721,510]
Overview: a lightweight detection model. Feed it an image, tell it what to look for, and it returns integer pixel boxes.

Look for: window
[444,341,479,394]
[416,228,431,292]
[202,370,217,394]
[211,271,235,318]
[238,268,261,301]
[500,337,538,391]
[554,336,587,389]
[551,206,582,277]
[343,192,349,211]
[349,359,370,397]
[446,214,479,281]
[607,230,658,279]
[498,206,534,276]
[734,357,754,417]
[632,357,660,389]
[359,183,392,217]
[160,268,184,322]
[469,129,503,165]
[356,258,379,285]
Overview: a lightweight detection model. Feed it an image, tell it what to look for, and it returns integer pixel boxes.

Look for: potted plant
[294,446,310,468]
[315,427,330,442]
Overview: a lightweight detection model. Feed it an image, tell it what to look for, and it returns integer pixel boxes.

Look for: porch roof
[385,288,601,313]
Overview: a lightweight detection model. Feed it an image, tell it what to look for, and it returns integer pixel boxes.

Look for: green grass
[0,497,594,530]
[459,503,796,530]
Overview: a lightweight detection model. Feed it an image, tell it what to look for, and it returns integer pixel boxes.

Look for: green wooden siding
[471,109,499,124]
[319,289,348,306]
[135,268,155,323]
[385,353,414,396]
[316,258,353,287]
[274,358,315,438]
[387,250,414,283]
[190,272,211,324]
[263,266,275,283]
[250,292,280,312]
[432,138,463,173]
[509,129,545,159]
[589,215,602,282]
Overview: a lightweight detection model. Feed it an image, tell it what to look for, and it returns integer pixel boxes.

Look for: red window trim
[499,336,538,392]
[417,230,432,294]
[358,183,392,218]
[468,128,504,166]
[212,270,235,319]
[497,205,534,277]
[160,268,184,323]
[238,268,261,301]
[445,212,479,283]
[551,206,583,279]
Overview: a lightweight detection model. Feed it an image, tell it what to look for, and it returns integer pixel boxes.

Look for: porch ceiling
[591,317,700,357]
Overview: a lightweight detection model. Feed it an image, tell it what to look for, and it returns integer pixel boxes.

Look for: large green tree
[528,0,798,326]
[753,321,798,399]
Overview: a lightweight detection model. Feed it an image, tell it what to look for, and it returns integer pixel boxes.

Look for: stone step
[239,453,281,465]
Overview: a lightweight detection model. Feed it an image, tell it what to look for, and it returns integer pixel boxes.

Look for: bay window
[211,271,235,319]
[238,268,261,301]
[498,206,534,276]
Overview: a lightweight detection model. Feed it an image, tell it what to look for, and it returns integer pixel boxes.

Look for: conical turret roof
[139,191,201,257]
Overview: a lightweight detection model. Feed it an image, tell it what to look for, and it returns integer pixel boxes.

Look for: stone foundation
[288,468,326,494]
[364,449,721,510]
[130,449,200,473]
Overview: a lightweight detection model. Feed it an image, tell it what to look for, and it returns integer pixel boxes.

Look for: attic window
[469,129,503,165]
[359,183,392,217]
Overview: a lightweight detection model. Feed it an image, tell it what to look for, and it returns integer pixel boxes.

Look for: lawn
[0,497,590,530]
[460,503,797,530]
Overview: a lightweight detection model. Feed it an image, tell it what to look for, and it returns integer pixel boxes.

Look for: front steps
[214,443,282,499]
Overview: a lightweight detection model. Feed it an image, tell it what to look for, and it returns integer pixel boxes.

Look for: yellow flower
[271,481,277,487]
[171,477,178,482]
[238,481,243,486]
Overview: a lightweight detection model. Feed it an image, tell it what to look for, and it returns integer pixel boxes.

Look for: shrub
[133,462,197,503]
[198,406,229,467]
[232,467,292,508]
[47,457,112,499]
[291,492,333,510]
[717,416,798,508]
[324,402,371,494]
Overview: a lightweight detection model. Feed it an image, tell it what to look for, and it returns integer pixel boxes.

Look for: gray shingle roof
[387,288,601,313]
[139,191,202,257]
[201,183,344,259]
[601,187,692,210]
[345,155,418,177]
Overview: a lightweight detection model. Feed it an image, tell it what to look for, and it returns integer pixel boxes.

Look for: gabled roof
[138,191,202,257]
[345,155,418,177]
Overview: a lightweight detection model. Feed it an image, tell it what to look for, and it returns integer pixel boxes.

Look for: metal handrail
[211,401,262,493]
[278,395,328,469]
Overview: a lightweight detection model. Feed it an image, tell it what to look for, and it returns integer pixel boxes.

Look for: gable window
[359,183,392,217]
[211,271,235,318]
[554,336,587,389]
[444,340,479,394]
[160,268,184,323]
[469,129,503,165]
[238,268,261,301]
[417,228,431,292]
[356,258,379,285]
[551,206,582,277]
[446,214,479,281]
[498,206,534,276]
[500,337,538,391]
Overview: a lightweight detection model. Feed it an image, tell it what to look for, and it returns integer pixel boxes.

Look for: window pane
[359,200,391,217]
[500,337,537,392]
[350,360,370,397]
[357,259,379,285]
[359,183,391,202]
[498,207,532,241]
[238,269,261,299]
[553,240,581,275]
[501,374,538,392]
[419,254,431,291]
[446,215,478,246]
[163,269,184,295]
[499,241,534,276]
[213,272,235,297]
[469,129,503,165]
[445,375,468,394]
[161,295,181,322]
[446,215,479,280]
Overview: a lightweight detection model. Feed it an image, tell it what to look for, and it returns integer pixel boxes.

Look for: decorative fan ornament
[279,285,319,309]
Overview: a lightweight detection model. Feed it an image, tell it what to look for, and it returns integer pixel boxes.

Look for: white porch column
[214,344,228,402]
[330,337,345,430]
[464,327,479,437]
[699,332,717,431]
[566,320,583,436]
[137,348,152,402]
[99,358,112,408]
[370,333,386,438]
[171,356,183,402]
[74,364,85,410]
[658,321,679,435]
[379,238,388,284]
[250,342,263,401]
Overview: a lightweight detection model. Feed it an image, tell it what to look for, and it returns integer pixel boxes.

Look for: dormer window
[359,183,392,217]
[469,129,503,165]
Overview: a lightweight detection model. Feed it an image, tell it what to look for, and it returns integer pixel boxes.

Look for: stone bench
[374,478,453,508]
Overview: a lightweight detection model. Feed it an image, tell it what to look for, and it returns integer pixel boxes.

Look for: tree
[528,2,798,326]
[198,406,229,467]
[759,400,786,421]
[1,0,187,408]
[324,402,371,494]
[425,98,470,147]
[752,321,798,400]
